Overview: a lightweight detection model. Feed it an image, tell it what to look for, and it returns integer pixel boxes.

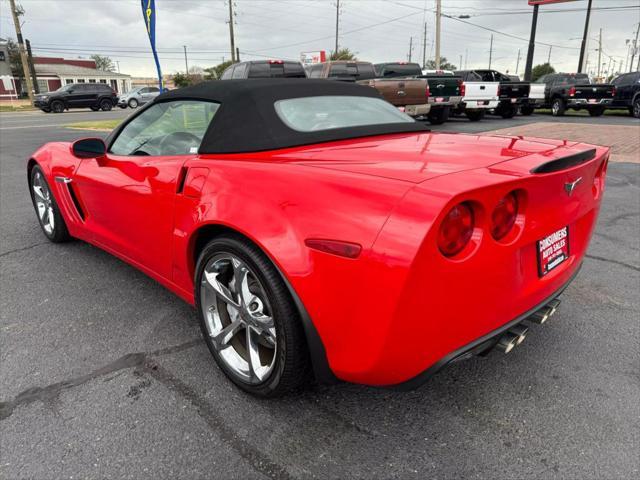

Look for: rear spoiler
[531,148,596,174]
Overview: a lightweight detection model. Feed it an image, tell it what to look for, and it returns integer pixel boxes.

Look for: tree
[330,48,357,61]
[5,38,23,77]
[425,57,457,71]
[90,54,115,72]
[531,63,555,81]
[204,60,233,80]
[172,72,191,88]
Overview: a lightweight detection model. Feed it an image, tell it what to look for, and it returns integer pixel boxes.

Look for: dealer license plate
[435,97,444,102]
[588,99,598,103]
[537,226,570,277]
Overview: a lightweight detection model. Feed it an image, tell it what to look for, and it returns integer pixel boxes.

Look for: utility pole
[408,36,413,62]
[488,34,494,69]
[435,0,442,69]
[25,39,38,94]
[630,23,640,73]
[515,48,521,75]
[422,22,427,69]
[334,0,340,55]
[236,47,240,62]
[577,0,593,72]
[524,3,539,81]
[459,54,463,70]
[228,0,236,63]
[8,0,34,102]
[465,48,468,69]
[597,28,602,80]
[547,45,552,65]
[183,45,189,74]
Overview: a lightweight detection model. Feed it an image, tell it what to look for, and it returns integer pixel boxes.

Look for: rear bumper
[393,264,581,390]
[463,99,500,110]
[567,98,612,107]
[404,104,431,116]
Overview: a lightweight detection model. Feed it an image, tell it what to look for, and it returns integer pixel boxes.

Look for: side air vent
[66,183,85,221]
[531,148,596,174]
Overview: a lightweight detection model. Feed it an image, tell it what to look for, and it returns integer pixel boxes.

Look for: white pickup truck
[424,70,499,121]
[521,83,546,115]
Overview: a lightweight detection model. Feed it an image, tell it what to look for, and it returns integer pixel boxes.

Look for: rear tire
[195,235,311,397]
[551,98,566,116]
[588,107,604,117]
[632,98,640,118]
[498,104,517,119]
[427,107,450,125]
[29,165,71,243]
[51,101,64,113]
[465,110,485,122]
[100,99,113,111]
[520,105,535,116]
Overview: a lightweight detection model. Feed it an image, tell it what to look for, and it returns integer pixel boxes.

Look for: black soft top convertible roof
[154,79,429,154]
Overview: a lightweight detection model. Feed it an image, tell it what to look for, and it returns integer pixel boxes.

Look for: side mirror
[72,138,107,159]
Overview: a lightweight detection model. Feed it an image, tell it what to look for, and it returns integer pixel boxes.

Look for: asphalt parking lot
[1,110,639,479]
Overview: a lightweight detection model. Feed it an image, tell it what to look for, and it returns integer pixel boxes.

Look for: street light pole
[228,0,236,63]
[8,0,34,103]
[183,45,189,75]
[435,0,441,69]
[577,0,593,73]
[488,34,493,69]
[335,0,340,55]
[524,4,539,81]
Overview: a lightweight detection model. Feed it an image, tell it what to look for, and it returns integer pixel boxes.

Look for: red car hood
[284,132,581,183]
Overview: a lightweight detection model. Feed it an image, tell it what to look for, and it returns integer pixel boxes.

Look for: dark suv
[33,83,118,113]
[220,60,307,79]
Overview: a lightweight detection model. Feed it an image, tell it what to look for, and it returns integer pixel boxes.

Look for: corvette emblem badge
[564,177,582,196]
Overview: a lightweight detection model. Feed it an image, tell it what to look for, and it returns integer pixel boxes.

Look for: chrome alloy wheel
[200,253,277,384]
[32,171,55,235]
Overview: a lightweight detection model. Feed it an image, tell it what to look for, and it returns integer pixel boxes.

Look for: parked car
[455,70,530,118]
[27,78,609,396]
[117,86,161,109]
[534,73,615,116]
[610,71,640,118]
[522,83,546,116]
[451,70,500,121]
[305,61,376,81]
[364,68,464,124]
[220,60,307,79]
[33,83,118,113]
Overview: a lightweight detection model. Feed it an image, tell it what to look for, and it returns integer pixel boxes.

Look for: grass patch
[0,105,36,112]
[65,119,122,131]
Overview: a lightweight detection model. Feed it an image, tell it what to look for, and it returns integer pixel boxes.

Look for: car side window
[149,87,160,93]
[110,100,220,156]
[139,87,149,94]
[221,66,234,79]
[329,63,347,77]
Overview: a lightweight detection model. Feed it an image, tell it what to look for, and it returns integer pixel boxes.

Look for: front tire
[50,100,65,113]
[498,104,517,119]
[465,110,485,122]
[632,98,640,118]
[588,107,604,117]
[128,98,139,109]
[551,98,566,116]
[195,235,310,397]
[29,165,71,243]
[90,106,100,112]
[427,107,450,125]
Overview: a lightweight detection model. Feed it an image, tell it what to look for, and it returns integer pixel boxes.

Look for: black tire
[128,98,139,109]
[29,165,71,243]
[551,98,566,117]
[632,98,640,119]
[588,107,604,117]
[99,99,113,111]
[41,108,51,113]
[90,106,100,112]
[465,110,485,122]
[520,105,535,116]
[427,106,450,125]
[499,104,517,119]
[195,235,310,397]
[50,100,65,113]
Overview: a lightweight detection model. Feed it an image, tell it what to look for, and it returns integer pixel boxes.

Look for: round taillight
[491,192,518,240]
[438,203,474,257]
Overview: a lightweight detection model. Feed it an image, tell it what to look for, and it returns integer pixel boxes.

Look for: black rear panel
[531,148,596,174]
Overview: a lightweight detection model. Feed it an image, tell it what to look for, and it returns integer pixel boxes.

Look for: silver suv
[117,86,160,109]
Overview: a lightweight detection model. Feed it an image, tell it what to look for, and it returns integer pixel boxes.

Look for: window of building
[77,79,86,83]
[88,79,96,83]
[99,79,107,83]
[65,79,74,85]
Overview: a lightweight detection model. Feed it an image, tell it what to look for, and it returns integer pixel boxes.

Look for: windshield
[274,96,414,132]
[56,84,73,92]
[377,63,422,78]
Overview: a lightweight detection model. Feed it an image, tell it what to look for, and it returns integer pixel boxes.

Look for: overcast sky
[1,0,638,78]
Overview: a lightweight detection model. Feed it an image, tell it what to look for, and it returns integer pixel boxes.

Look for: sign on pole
[300,51,327,65]
[141,0,163,90]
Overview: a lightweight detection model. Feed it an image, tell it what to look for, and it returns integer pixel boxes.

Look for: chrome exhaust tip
[547,299,561,316]
[509,324,529,344]
[529,299,561,325]
[496,333,519,354]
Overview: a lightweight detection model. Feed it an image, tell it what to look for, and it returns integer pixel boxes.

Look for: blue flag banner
[141,0,163,90]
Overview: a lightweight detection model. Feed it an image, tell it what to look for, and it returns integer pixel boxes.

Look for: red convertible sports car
[28,79,609,396]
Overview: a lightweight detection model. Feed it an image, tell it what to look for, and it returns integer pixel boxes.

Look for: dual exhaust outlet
[495,299,561,354]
